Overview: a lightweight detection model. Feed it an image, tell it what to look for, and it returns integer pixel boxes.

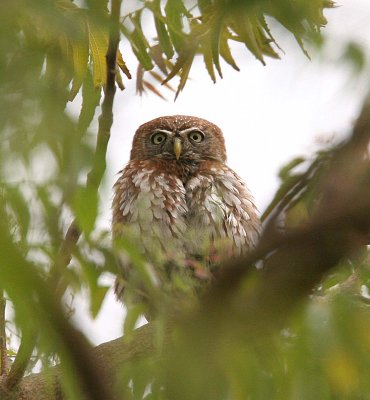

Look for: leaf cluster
[121,0,334,98]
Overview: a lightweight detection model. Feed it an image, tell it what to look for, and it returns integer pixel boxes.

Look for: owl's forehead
[137,115,222,135]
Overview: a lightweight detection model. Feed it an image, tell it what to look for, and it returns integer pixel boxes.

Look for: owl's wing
[186,164,261,257]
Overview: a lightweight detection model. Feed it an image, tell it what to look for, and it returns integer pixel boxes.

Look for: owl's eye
[188,130,204,143]
[151,132,167,145]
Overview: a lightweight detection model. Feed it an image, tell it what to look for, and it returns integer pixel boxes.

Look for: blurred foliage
[0,0,369,399]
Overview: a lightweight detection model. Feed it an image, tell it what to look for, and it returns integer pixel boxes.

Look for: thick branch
[5,323,157,400]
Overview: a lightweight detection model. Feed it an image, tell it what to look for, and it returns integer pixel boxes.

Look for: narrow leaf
[149,44,168,74]
[232,11,265,65]
[90,285,110,318]
[143,80,166,100]
[136,64,145,95]
[130,29,154,71]
[69,18,89,100]
[116,50,132,79]
[278,157,306,180]
[261,174,303,222]
[115,67,125,90]
[201,36,216,83]
[78,70,102,132]
[151,0,174,59]
[162,43,197,85]
[220,35,240,71]
[175,51,195,100]
[87,18,108,87]
[149,70,175,92]
[72,186,99,235]
[210,15,224,78]
[165,0,188,52]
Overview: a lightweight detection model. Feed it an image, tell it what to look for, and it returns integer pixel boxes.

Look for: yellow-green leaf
[220,35,240,71]
[116,50,131,79]
[175,50,196,100]
[69,18,89,100]
[201,35,216,83]
[87,19,108,88]
[115,67,125,90]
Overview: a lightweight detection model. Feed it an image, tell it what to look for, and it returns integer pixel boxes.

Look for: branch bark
[2,323,157,400]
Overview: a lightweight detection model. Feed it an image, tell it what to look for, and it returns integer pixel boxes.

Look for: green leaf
[124,303,147,338]
[162,44,197,98]
[165,0,188,52]
[130,30,154,70]
[278,157,306,180]
[261,174,303,222]
[220,35,240,71]
[152,0,174,59]
[149,44,168,74]
[69,17,89,100]
[198,0,212,14]
[124,13,154,71]
[3,186,31,242]
[115,66,125,90]
[72,186,98,235]
[78,70,102,133]
[87,18,108,87]
[90,285,110,318]
[116,50,132,79]
[210,15,224,78]
[201,34,216,83]
[174,55,194,99]
[233,11,265,65]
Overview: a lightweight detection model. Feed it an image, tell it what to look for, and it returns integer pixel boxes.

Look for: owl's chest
[114,161,230,236]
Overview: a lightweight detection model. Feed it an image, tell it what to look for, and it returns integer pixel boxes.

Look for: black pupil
[156,135,163,143]
[192,134,199,141]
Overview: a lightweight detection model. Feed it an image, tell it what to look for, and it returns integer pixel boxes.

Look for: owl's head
[129,115,227,163]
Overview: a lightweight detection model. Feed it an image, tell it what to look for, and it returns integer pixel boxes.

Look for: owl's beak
[173,137,182,160]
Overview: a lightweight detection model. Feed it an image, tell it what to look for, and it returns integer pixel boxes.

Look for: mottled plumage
[112,115,260,302]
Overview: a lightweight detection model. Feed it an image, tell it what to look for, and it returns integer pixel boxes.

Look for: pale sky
[71,0,370,344]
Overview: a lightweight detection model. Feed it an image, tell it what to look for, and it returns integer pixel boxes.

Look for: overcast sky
[71,0,370,344]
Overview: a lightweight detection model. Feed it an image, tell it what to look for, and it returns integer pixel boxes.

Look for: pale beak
[173,137,182,160]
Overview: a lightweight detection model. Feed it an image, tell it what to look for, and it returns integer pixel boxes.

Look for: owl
[112,115,261,306]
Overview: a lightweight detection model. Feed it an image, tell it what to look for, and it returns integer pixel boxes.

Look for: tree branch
[3,323,157,400]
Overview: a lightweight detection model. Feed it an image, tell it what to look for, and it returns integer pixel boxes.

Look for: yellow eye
[151,132,167,145]
[188,130,204,143]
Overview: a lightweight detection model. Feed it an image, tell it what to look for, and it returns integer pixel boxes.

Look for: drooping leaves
[120,0,334,98]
